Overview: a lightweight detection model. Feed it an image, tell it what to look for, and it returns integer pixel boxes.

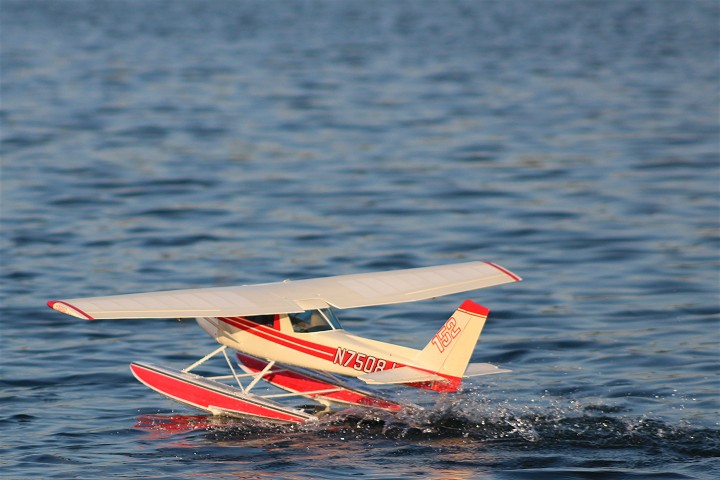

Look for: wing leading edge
[48,261,521,320]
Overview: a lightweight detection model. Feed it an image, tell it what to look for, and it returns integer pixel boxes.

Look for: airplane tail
[359,300,509,392]
[414,299,491,378]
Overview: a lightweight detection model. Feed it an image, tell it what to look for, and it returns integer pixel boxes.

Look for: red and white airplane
[48,261,521,424]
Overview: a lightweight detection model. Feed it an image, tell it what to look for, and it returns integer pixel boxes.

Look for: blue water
[2,0,718,478]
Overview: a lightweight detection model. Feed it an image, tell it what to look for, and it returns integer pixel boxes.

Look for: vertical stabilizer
[414,300,489,378]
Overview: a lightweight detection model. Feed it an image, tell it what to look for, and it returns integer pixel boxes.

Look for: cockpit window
[289,308,341,333]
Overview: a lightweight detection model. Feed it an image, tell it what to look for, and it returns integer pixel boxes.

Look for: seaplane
[47,261,521,424]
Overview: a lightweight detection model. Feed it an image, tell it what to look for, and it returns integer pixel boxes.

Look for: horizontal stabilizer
[463,362,511,377]
[358,366,445,385]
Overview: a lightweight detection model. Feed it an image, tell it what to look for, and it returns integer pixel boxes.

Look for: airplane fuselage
[196,314,421,379]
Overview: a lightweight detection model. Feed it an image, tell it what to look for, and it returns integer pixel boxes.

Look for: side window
[290,310,332,333]
[245,314,276,327]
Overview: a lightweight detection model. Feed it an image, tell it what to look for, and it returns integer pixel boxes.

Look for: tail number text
[431,317,461,353]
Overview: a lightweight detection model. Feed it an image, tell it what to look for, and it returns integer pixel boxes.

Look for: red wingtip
[47,300,94,320]
[484,261,522,282]
[459,299,490,317]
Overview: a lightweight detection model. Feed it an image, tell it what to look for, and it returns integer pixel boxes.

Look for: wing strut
[183,345,227,373]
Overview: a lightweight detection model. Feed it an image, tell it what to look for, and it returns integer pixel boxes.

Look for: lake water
[1,0,718,478]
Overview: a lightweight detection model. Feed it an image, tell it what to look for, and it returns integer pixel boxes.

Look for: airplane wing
[48,261,521,320]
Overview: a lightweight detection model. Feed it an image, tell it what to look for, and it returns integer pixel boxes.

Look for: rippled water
[2,0,719,478]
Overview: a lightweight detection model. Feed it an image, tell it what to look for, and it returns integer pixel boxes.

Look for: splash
[134,391,720,459]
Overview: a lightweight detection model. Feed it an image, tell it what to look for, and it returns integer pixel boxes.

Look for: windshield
[289,308,341,333]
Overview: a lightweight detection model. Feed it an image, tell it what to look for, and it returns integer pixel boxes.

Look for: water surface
[1,1,718,478]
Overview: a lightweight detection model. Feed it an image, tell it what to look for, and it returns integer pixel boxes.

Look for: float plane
[48,261,521,423]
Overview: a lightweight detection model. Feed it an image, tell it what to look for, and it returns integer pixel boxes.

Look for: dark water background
[1,0,719,478]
